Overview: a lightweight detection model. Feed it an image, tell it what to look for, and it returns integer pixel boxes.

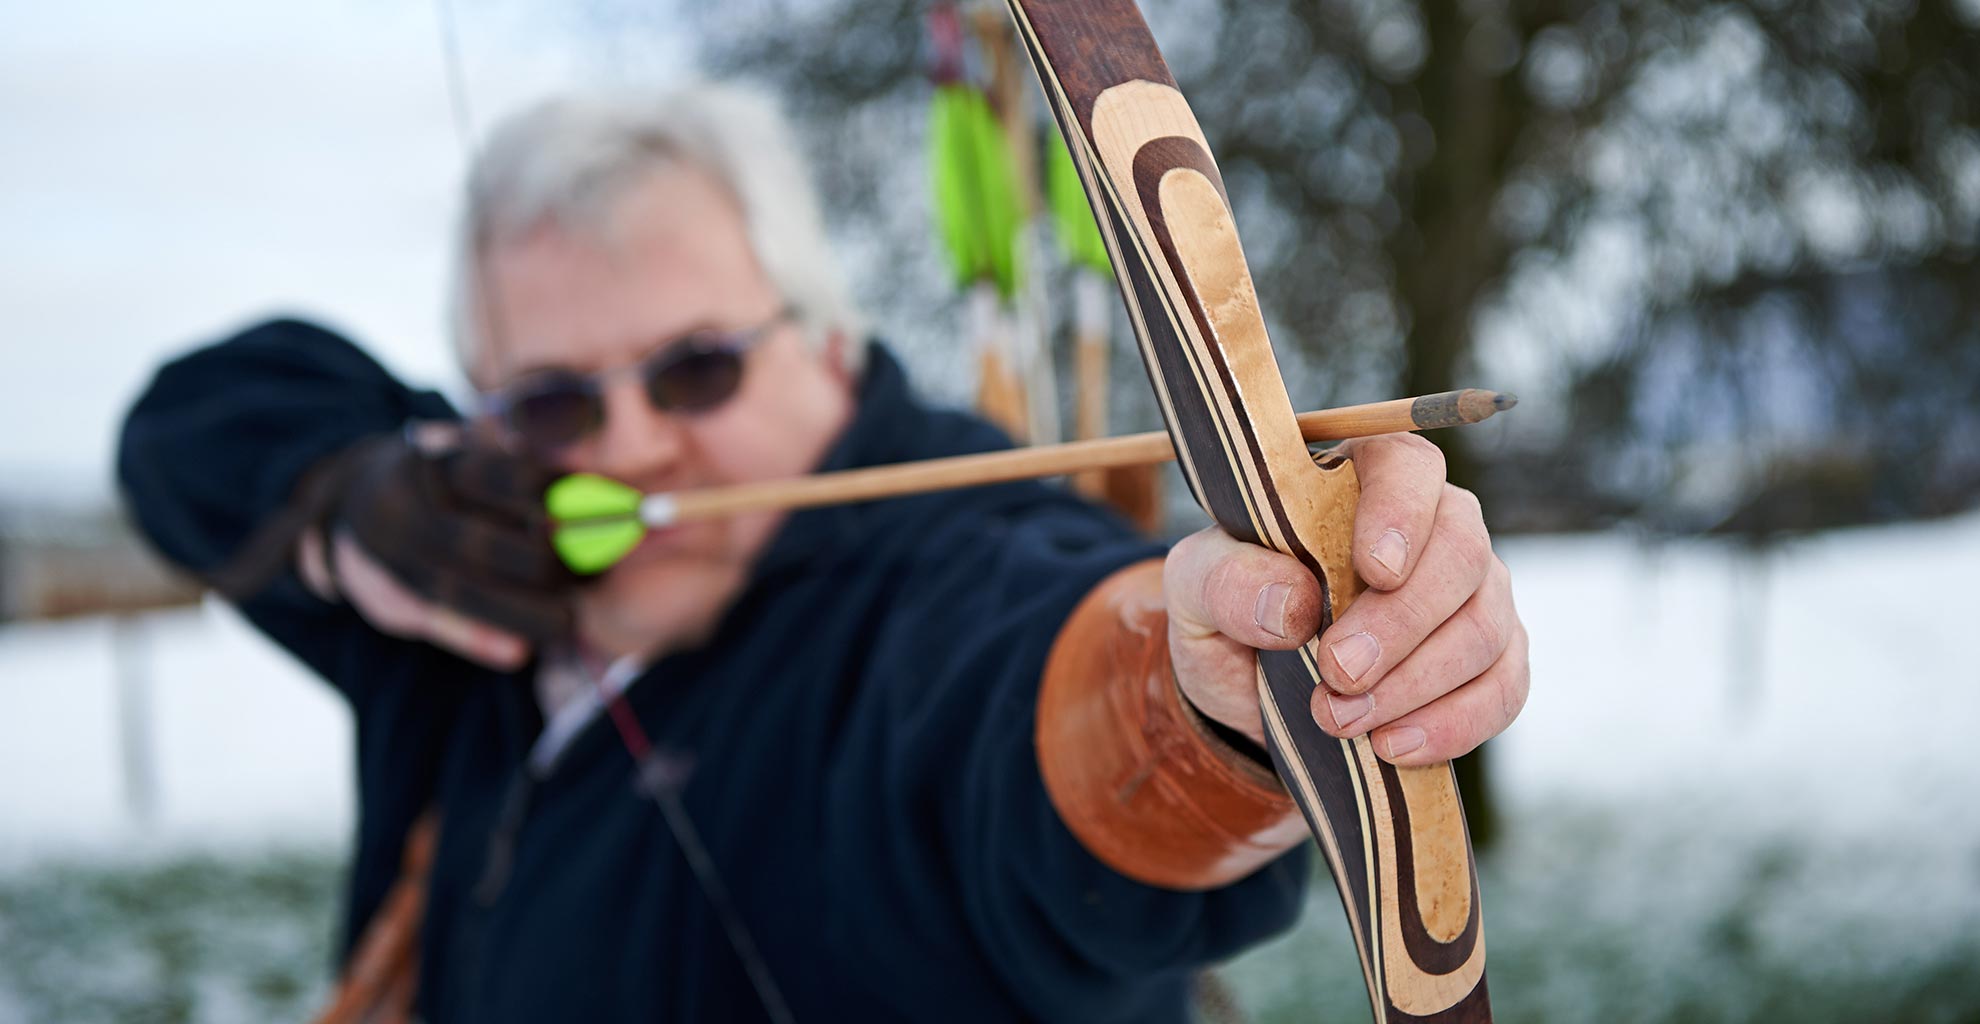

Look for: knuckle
[1356,432,1446,482]
[1167,526,1214,563]
[1489,559,1518,620]
[1495,658,1529,724]
[1160,547,1189,594]
[1385,585,1438,638]
[1462,601,1507,669]
[1494,628,1532,721]
[1445,520,1494,585]
[1163,527,1222,588]
[1437,704,1491,760]
[1432,721,1466,761]
[1475,569,1517,643]
[1201,553,1247,608]
[1444,482,1484,527]
[1161,535,1207,607]
[1403,433,1446,475]
[1196,554,1259,634]
[1393,430,1439,459]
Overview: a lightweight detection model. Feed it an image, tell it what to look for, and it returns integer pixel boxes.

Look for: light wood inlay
[1086,83,1268,539]
[1399,764,1475,943]
[1362,741,1487,1014]
[1004,3,1492,1018]
[1155,169,1310,499]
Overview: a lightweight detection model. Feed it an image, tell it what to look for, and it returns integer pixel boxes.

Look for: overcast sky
[1,0,688,504]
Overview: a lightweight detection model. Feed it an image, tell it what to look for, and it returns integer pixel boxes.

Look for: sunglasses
[482,310,790,452]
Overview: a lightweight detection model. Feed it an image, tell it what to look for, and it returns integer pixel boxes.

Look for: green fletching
[554,520,644,576]
[929,83,1023,299]
[545,473,644,575]
[545,472,641,522]
[1047,131,1112,278]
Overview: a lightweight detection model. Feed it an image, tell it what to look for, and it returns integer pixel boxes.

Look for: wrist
[1036,560,1307,890]
[1172,677,1276,773]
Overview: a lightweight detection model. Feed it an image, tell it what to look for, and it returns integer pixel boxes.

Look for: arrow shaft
[636,390,1509,527]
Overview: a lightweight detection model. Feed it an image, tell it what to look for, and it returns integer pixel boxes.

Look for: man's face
[472,163,854,658]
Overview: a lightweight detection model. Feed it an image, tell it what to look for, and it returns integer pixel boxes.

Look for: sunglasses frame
[479,308,792,452]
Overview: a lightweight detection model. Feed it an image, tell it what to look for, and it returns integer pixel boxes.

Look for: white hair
[451,83,864,376]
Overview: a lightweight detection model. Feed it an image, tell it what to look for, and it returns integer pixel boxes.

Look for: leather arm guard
[1036,560,1308,890]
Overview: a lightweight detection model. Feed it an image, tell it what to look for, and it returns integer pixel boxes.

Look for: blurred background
[3,0,1977,1020]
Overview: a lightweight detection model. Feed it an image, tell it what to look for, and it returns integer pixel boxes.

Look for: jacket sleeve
[116,315,460,700]
[119,316,487,962]
[827,493,1310,1022]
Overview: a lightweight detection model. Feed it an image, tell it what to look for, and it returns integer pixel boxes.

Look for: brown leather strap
[314,812,438,1024]
[1036,560,1307,890]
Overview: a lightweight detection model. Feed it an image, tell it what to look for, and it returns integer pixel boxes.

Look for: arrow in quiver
[1048,129,1164,534]
[927,3,1031,441]
[1005,0,1492,1019]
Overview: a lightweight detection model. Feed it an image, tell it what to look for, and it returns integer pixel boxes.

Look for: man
[119,85,1527,1021]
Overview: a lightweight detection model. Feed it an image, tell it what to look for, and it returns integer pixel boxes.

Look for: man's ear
[822,329,854,386]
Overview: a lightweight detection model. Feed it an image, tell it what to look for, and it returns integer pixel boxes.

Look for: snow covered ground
[7,1,1974,1018]
[0,607,354,863]
[2,511,1976,1021]
[7,510,1974,859]
[1499,510,1979,844]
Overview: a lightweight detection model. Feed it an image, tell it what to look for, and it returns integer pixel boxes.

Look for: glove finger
[352,490,570,594]
[331,438,576,636]
[360,531,448,605]
[430,572,574,642]
[392,515,570,591]
[447,518,574,589]
[361,535,571,643]
[440,446,562,525]
[339,440,448,551]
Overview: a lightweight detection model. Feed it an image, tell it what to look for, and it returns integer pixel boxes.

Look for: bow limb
[1004,2,1492,1020]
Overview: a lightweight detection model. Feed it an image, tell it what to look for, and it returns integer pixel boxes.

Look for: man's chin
[578,556,744,658]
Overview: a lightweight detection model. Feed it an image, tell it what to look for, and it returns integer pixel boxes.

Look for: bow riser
[1006,2,1490,1020]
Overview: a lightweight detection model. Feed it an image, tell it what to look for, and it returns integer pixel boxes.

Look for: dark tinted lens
[508,379,602,449]
[646,345,744,413]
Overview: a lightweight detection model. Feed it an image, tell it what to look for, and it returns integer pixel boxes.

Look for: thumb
[1163,526,1322,651]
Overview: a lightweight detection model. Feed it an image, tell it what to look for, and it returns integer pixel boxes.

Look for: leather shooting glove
[321,429,580,643]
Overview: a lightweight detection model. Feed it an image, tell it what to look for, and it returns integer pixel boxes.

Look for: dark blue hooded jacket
[117,317,1308,1022]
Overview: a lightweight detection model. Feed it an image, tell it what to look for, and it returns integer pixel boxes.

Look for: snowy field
[1,512,1976,1021]
[8,1,1976,1019]
[1233,511,1980,1022]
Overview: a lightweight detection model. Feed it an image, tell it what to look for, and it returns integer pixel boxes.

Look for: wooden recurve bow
[1003,2,1493,1020]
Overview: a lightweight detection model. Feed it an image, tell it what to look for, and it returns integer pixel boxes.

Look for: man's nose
[590,375,686,486]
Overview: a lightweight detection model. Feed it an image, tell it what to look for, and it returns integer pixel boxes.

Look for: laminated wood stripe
[1006,1,1490,1019]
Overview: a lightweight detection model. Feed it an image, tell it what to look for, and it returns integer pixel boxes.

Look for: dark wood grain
[1008,1,1493,1020]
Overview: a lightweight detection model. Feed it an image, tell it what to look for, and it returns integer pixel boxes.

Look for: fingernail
[1327,692,1374,731]
[1371,529,1409,577]
[1254,582,1291,639]
[1383,726,1427,759]
[1329,631,1380,682]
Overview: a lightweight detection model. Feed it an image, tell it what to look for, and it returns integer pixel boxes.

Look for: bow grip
[1157,137,1491,1024]
[1002,0,1491,1015]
